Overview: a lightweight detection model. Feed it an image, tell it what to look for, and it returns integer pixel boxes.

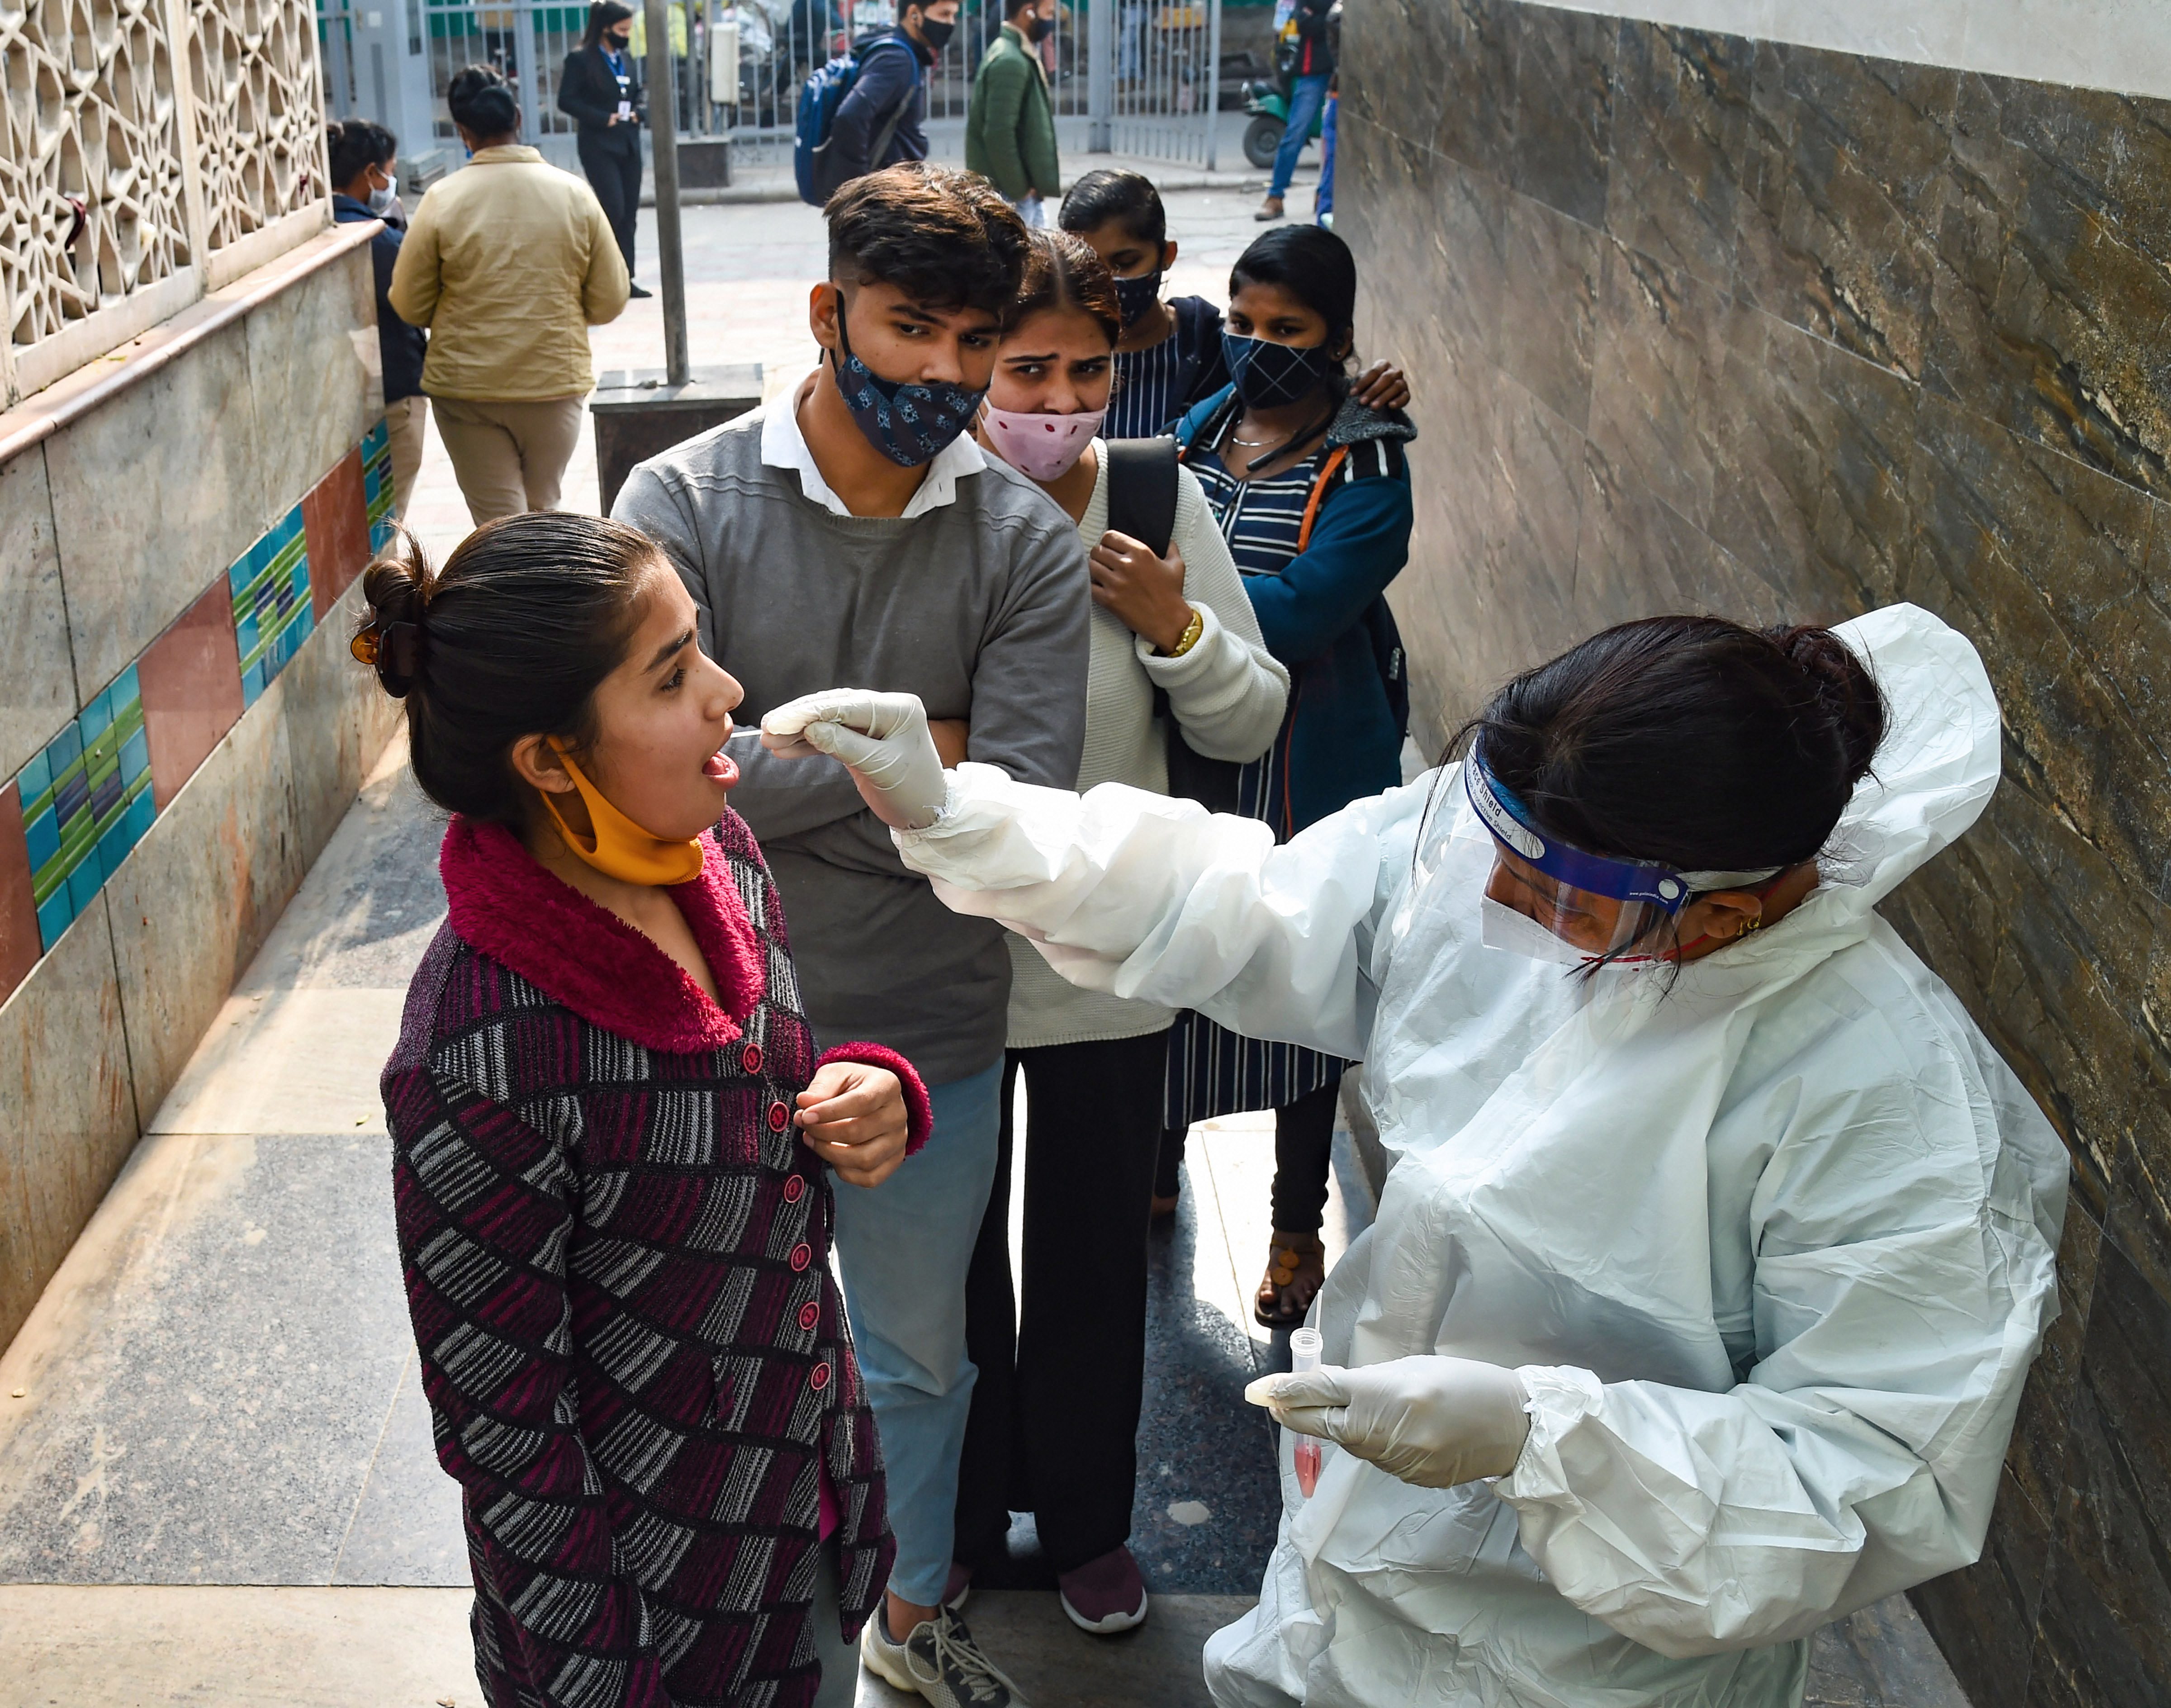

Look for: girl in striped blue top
[1058,169,1409,440]
[1161,222,1416,1328]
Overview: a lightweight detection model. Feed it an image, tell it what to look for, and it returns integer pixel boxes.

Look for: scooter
[1242,76,1324,170]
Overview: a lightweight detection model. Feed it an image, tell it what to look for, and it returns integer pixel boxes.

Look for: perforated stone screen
[0,0,329,400]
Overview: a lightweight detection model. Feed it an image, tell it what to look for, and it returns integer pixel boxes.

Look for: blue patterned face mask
[1114,269,1162,328]
[830,303,985,468]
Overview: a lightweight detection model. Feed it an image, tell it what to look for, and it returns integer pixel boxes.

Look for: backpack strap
[1294,446,1350,553]
[1101,436,1180,559]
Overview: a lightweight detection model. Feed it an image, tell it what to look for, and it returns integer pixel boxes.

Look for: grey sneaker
[861,1606,1029,1707]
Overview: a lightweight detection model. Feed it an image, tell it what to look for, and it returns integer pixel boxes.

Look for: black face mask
[1020,12,1049,41]
[607,29,630,49]
[1223,331,1342,409]
[1113,269,1162,329]
[914,13,955,52]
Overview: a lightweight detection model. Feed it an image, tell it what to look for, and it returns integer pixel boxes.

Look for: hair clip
[351,607,422,697]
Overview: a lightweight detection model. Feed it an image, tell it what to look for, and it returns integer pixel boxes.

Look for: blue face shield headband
[1465,751,1785,958]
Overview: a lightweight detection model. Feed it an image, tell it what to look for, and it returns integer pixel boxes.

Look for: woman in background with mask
[329,119,427,517]
[558,1,652,298]
[956,230,1287,1632]
[1160,222,1414,1329]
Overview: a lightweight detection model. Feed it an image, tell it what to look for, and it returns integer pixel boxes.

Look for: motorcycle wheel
[1243,114,1284,170]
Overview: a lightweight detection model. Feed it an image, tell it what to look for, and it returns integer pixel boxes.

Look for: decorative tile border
[232,503,314,708]
[20,665,155,952]
[0,418,386,989]
[362,418,395,552]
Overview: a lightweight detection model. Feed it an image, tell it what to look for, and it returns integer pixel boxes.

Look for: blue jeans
[830,1057,1004,1607]
[1317,90,1337,219]
[1270,72,1332,201]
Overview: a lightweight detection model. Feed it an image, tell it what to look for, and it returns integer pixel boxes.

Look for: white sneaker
[860,1606,1030,1707]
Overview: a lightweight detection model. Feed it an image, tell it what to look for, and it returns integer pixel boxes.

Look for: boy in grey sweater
[613,163,1083,1708]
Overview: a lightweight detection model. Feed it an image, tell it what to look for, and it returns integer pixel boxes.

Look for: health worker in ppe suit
[757,602,2067,1708]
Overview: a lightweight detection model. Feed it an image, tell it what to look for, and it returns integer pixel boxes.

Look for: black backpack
[1101,438,1244,815]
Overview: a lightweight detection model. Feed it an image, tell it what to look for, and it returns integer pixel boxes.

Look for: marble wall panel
[43,321,267,698]
[280,579,403,868]
[1926,74,2171,497]
[0,784,39,1001]
[1584,241,1735,533]
[1342,0,2171,1693]
[1503,2,1616,225]
[0,449,76,784]
[1708,308,1918,616]
[137,579,247,812]
[302,449,371,620]
[1496,191,1605,431]
[2031,1244,2171,1703]
[242,251,375,539]
[1911,1464,2052,1708]
[0,896,137,1351]
[1735,44,1953,382]
[1603,24,1755,291]
[101,650,308,1125]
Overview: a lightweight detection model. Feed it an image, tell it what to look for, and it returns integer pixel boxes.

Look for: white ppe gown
[892,603,2067,1707]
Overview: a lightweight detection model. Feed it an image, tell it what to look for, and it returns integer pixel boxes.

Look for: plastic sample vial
[1289,1327,1323,1498]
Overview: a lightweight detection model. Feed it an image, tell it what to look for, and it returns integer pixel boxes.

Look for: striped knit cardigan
[384,809,931,1708]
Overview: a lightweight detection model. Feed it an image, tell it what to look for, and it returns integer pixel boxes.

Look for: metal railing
[344,0,1230,171]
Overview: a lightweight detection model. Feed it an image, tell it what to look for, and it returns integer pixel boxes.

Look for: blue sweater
[1176,385,1415,834]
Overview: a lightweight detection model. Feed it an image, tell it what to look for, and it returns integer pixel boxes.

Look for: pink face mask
[980,402,1105,481]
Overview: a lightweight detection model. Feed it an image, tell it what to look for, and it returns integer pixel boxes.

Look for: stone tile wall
[1337,1,2169,1701]
[0,243,402,1351]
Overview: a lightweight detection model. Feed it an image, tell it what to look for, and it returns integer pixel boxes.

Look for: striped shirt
[1105,296,1225,440]
[1164,433,1349,1127]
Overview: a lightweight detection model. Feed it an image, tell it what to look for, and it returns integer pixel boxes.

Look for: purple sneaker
[1057,1545,1149,1634]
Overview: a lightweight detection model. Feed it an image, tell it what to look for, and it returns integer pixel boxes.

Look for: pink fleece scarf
[439,815,765,1054]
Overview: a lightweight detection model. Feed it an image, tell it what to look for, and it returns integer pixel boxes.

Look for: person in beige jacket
[389,64,630,525]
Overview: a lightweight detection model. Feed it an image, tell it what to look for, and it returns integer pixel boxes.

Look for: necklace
[1229,433,1276,446]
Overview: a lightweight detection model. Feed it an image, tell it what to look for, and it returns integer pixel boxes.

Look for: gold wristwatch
[1160,606,1205,659]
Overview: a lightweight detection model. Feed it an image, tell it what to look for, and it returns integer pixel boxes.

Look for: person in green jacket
[966,0,1061,224]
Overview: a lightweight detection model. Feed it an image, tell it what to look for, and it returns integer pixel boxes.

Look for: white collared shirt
[759,375,986,520]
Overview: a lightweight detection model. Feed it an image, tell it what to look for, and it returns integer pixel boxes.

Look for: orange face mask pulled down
[540,739,706,887]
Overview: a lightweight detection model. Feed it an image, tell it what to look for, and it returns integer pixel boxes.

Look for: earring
[1737,915,1763,938]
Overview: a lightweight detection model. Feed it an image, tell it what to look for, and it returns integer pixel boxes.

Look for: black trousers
[1154,1079,1338,1233]
[578,134,642,278]
[954,1030,1169,1575]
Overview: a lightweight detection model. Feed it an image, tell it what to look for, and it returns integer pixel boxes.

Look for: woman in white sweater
[953,231,1288,1633]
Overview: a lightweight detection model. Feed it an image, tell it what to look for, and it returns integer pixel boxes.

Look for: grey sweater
[614,409,1089,1083]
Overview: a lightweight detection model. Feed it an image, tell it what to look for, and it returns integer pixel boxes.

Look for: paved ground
[0,190,1973,1704]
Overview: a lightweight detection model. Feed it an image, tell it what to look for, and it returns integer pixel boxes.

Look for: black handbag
[1101,437,1244,816]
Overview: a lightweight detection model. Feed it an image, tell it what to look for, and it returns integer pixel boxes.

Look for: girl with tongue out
[958,228,1289,1635]
[358,510,924,1708]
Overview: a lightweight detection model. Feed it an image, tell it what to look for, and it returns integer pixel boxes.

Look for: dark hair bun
[1768,624,1886,787]
[447,64,520,137]
[355,532,435,697]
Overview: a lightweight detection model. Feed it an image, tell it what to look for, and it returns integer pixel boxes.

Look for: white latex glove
[760,689,949,831]
[1244,1355,1533,1490]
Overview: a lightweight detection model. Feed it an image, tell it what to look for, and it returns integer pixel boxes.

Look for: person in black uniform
[558,1,652,298]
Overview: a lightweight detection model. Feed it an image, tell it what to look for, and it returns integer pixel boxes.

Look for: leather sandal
[1255,1230,1326,1327]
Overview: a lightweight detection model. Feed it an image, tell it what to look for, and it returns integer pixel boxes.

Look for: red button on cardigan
[741,1043,762,1075]
[768,1101,790,1132]
[789,1243,811,1272]
[810,1362,832,1391]
[783,1174,805,1203]
[798,1301,820,1331]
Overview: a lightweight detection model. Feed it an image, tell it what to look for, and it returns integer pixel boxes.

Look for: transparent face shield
[1463,753,1782,965]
